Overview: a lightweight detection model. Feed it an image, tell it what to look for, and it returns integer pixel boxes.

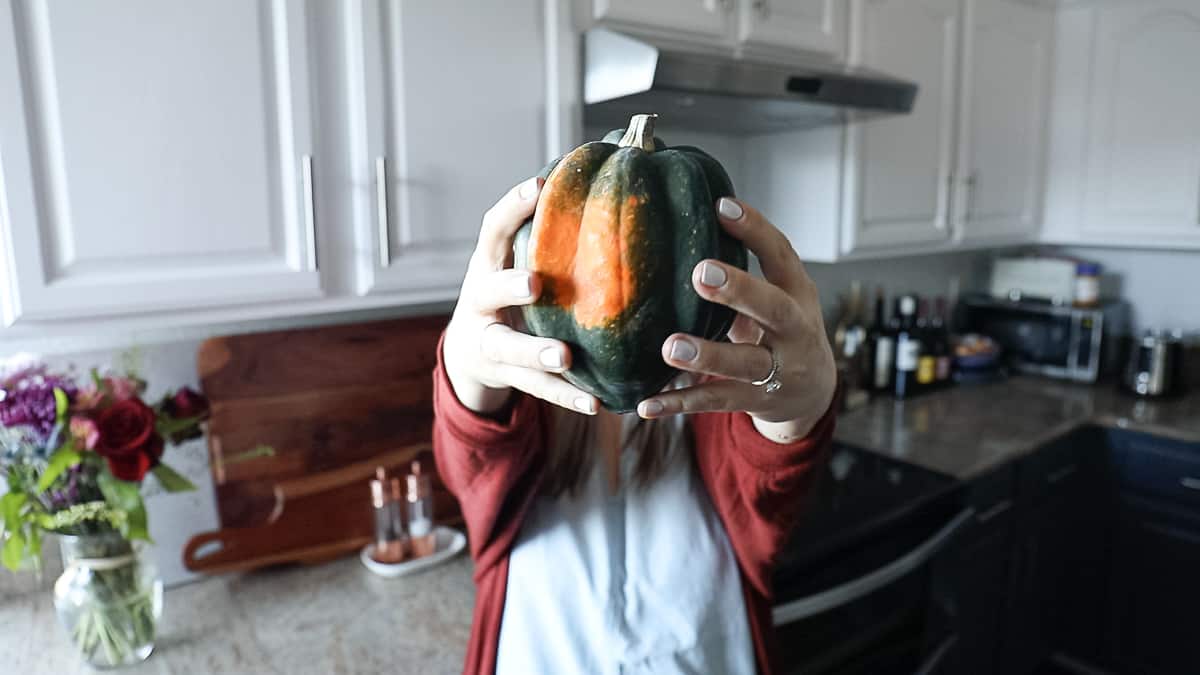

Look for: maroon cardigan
[432,346,835,675]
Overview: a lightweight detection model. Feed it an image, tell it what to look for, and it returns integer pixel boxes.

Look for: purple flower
[0,371,77,443]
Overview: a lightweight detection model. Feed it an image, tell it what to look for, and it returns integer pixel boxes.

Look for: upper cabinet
[0,0,321,325]
[578,0,845,60]
[584,0,734,41]
[1044,0,1200,249]
[737,0,847,59]
[344,0,545,299]
[1082,3,1200,240]
[955,0,1053,243]
[841,0,960,254]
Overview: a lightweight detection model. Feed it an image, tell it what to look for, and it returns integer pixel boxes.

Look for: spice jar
[1074,261,1101,307]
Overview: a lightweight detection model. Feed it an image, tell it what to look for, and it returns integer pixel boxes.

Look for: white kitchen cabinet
[1081,2,1200,241]
[954,0,1053,243]
[736,0,846,59]
[342,0,546,299]
[0,0,321,325]
[583,0,733,41]
[841,0,960,254]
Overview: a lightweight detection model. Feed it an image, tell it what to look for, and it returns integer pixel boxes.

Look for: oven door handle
[772,507,975,626]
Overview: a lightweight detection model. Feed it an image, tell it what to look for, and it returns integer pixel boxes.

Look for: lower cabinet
[936,465,1017,675]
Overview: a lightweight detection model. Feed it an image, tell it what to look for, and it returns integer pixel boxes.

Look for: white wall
[1054,247,1200,334]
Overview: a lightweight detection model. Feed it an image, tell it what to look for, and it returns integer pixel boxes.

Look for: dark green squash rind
[514,128,748,413]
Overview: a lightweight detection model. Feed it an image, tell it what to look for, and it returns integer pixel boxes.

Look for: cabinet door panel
[737,0,845,58]
[957,0,1051,242]
[1109,497,1200,674]
[1083,3,1200,238]
[592,0,731,39]
[844,0,958,253]
[0,0,320,324]
[352,0,545,298]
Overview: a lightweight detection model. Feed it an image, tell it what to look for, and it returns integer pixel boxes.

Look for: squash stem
[617,114,658,152]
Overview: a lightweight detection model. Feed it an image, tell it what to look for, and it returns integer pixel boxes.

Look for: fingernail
[717,197,743,221]
[698,261,727,288]
[574,396,595,414]
[539,347,563,369]
[511,273,532,299]
[518,177,540,201]
[669,338,698,362]
[639,400,664,417]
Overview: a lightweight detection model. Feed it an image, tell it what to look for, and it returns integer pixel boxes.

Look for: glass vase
[53,533,162,669]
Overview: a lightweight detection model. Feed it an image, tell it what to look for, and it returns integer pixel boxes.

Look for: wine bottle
[933,296,953,384]
[893,295,919,399]
[864,288,894,393]
[915,298,936,388]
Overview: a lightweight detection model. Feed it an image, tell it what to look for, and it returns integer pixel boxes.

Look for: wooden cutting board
[186,314,462,573]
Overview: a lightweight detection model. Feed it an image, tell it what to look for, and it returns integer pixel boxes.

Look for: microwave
[959,295,1128,382]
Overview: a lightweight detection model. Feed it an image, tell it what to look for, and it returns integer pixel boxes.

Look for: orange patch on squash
[528,152,640,329]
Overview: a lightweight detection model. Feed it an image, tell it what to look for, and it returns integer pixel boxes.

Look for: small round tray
[359,526,466,578]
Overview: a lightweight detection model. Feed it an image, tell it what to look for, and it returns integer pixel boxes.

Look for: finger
[715,197,809,292]
[474,176,543,269]
[481,323,571,373]
[727,314,764,345]
[472,269,542,314]
[692,260,801,334]
[497,364,598,415]
[637,380,755,419]
[661,334,774,384]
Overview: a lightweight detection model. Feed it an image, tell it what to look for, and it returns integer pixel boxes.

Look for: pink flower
[104,376,144,402]
[69,416,100,450]
[72,385,105,412]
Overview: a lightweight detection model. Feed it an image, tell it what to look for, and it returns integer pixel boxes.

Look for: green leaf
[90,368,104,389]
[97,472,149,541]
[36,447,82,493]
[151,463,195,492]
[155,415,203,438]
[223,444,275,466]
[53,387,69,423]
[1,492,27,533]
[2,530,26,570]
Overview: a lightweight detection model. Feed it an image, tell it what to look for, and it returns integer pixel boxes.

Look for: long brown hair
[539,406,679,497]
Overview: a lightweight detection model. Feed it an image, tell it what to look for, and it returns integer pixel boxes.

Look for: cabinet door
[955,0,1052,243]
[350,0,546,299]
[843,0,959,254]
[1108,495,1200,675]
[737,0,846,58]
[1082,2,1200,240]
[589,0,732,39]
[0,0,320,325]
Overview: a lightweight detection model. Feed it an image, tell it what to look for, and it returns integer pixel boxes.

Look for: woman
[433,175,838,675]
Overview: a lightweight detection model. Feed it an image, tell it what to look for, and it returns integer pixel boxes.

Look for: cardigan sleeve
[691,402,836,598]
[431,332,547,576]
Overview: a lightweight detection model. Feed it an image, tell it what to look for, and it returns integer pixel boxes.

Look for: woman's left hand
[636,197,837,443]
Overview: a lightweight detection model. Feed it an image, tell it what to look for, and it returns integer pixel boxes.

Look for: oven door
[772,508,973,675]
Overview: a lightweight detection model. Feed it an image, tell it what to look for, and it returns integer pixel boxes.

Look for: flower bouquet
[0,355,209,668]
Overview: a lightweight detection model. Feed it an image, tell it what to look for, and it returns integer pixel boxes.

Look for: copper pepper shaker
[369,466,406,563]
[406,460,436,557]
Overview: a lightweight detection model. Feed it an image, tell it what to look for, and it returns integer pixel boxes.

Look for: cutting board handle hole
[193,540,225,559]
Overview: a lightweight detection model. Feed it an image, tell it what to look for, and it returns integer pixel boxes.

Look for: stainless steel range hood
[584,29,918,135]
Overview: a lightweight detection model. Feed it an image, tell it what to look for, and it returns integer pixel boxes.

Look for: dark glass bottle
[863,288,894,393]
[932,297,953,383]
[915,298,936,388]
[893,294,919,399]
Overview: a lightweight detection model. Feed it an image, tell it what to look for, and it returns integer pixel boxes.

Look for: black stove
[771,442,969,675]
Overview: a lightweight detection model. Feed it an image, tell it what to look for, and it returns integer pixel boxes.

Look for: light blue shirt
[496,415,755,675]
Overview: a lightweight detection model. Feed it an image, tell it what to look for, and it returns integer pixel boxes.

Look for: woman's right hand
[442,177,599,417]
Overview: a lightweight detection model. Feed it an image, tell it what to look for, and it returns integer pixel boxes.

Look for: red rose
[166,387,209,420]
[93,399,163,482]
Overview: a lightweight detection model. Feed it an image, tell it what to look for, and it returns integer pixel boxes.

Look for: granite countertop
[0,551,475,674]
[4,377,1198,674]
[835,376,1200,479]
